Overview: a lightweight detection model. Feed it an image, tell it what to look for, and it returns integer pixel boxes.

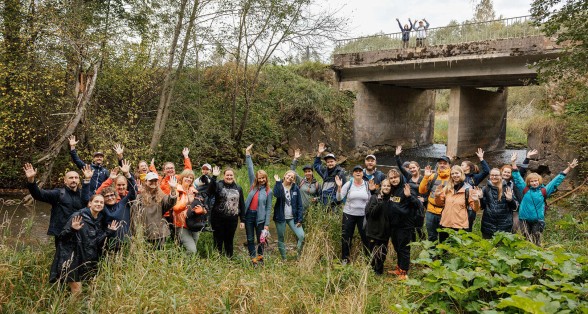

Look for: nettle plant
[398,231,588,313]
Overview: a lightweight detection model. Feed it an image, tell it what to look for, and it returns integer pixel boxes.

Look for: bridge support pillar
[447,87,507,157]
[340,82,435,149]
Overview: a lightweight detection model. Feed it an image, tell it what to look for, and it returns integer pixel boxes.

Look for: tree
[472,0,496,22]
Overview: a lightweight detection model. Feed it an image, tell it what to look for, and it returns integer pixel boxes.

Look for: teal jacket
[512,170,565,221]
[244,155,272,226]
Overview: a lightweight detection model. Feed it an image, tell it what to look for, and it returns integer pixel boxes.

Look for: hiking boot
[387,265,402,276]
[397,269,409,280]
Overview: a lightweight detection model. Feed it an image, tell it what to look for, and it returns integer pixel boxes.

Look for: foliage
[403,230,588,313]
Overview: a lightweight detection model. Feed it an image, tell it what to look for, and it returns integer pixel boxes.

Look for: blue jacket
[70,149,110,193]
[273,181,304,224]
[464,159,490,187]
[243,155,272,226]
[313,157,346,206]
[512,170,565,221]
[397,19,413,41]
[480,181,517,236]
[88,175,137,240]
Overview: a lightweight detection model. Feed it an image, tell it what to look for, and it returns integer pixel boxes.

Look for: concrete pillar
[340,81,435,149]
[447,87,507,157]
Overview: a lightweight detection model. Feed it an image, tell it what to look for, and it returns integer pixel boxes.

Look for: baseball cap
[145,172,159,181]
[437,156,451,163]
[324,153,336,161]
[302,164,313,171]
[352,165,363,172]
[365,154,376,161]
[93,151,104,157]
[201,163,212,170]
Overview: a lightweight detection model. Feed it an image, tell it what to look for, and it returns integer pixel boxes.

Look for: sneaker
[387,265,402,276]
[397,269,409,280]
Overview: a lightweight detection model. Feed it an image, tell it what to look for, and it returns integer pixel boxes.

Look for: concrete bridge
[331,16,563,157]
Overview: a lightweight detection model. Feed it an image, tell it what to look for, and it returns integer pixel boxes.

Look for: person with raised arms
[24,162,91,284]
[68,135,110,193]
[313,142,346,209]
[480,168,517,239]
[418,155,452,242]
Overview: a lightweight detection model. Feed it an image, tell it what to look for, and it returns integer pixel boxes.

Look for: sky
[320,0,534,40]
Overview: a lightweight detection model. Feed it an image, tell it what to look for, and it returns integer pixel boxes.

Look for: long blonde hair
[443,165,465,195]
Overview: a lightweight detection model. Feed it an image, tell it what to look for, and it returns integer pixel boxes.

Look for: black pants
[211,216,238,257]
[391,227,412,271]
[416,37,426,47]
[49,236,62,283]
[368,238,388,274]
[412,214,426,242]
[341,213,369,262]
[466,209,476,232]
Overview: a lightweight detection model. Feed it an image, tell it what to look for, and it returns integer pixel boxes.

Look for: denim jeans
[341,213,369,262]
[425,211,442,242]
[244,210,264,258]
[275,219,305,259]
[177,227,201,253]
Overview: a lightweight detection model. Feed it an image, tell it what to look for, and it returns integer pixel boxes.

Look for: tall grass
[2,166,587,313]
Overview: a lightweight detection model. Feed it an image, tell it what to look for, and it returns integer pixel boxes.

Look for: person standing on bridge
[413,18,430,48]
[396,18,413,49]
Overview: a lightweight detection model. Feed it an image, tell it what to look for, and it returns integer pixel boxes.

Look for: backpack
[342,180,370,204]
[185,197,208,232]
[523,186,548,211]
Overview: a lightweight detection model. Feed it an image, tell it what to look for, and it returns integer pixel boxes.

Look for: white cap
[202,163,212,170]
[145,172,159,181]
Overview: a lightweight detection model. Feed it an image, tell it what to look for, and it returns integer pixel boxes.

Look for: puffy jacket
[273,181,304,224]
[365,194,392,241]
[70,149,110,193]
[419,168,451,215]
[313,157,346,205]
[27,181,90,236]
[464,159,490,187]
[56,207,115,281]
[243,155,272,226]
[512,170,565,221]
[436,183,481,229]
[480,181,517,236]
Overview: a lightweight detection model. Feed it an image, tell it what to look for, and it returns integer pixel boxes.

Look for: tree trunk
[36,63,100,186]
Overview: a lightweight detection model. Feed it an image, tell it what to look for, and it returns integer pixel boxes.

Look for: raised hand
[335,175,342,187]
[395,145,402,156]
[113,144,124,157]
[212,166,221,177]
[23,163,37,183]
[504,187,513,201]
[424,165,433,177]
[71,215,84,230]
[475,148,485,160]
[368,179,376,191]
[274,174,281,182]
[526,149,538,159]
[83,164,94,180]
[471,187,482,201]
[294,149,301,160]
[318,142,326,154]
[68,135,79,149]
[510,152,518,164]
[182,147,190,158]
[150,158,155,168]
[120,160,131,175]
[569,158,578,168]
[168,176,178,189]
[109,167,120,179]
[245,144,253,156]
[108,220,121,231]
[404,183,411,197]
[434,184,444,196]
[396,18,399,21]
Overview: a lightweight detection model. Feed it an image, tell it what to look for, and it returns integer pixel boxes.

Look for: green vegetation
[2,164,587,313]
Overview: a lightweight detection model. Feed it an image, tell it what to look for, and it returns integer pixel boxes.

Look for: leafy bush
[402,230,588,313]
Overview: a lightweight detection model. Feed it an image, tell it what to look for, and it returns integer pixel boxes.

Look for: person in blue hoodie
[241,144,273,265]
[510,153,577,245]
[273,171,304,260]
[313,142,346,209]
[68,135,110,193]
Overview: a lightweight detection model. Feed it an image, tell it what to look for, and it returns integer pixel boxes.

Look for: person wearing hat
[336,165,371,263]
[363,154,386,192]
[412,18,430,48]
[291,149,321,210]
[68,135,110,193]
[418,155,452,242]
[313,142,347,208]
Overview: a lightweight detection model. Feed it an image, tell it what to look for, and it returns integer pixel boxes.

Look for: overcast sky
[321,0,534,39]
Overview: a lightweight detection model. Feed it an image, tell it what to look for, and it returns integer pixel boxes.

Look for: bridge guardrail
[334,15,542,55]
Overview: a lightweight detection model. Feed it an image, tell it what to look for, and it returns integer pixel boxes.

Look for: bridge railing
[334,15,541,54]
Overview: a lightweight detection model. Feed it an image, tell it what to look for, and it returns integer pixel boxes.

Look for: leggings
[211,216,238,257]
[275,219,305,259]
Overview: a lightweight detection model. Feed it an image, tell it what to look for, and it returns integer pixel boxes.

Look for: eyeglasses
[104,194,116,199]
[490,174,501,177]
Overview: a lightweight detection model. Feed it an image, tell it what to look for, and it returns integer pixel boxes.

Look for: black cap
[352,165,363,172]
[302,164,313,171]
[324,153,336,161]
[437,155,451,163]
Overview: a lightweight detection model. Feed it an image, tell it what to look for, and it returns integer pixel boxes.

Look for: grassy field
[1,165,587,313]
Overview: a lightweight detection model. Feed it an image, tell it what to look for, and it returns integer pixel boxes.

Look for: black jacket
[480,181,518,236]
[207,177,245,220]
[388,177,421,229]
[365,194,392,241]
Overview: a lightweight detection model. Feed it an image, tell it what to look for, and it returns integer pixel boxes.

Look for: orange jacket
[419,168,451,215]
[149,157,192,195]
[435,185,481,229]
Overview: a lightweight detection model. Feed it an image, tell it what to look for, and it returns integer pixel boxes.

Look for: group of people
[24,137,577,293]
[396,18,430,48]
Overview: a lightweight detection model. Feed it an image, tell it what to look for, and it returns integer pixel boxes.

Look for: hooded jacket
[365,193,392,241]
[512,170,565,221]
[313,156,347,205]
[480,180,517,235]
[436,182,481,229]
[207,177,245,221]
[387,174,421,229]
